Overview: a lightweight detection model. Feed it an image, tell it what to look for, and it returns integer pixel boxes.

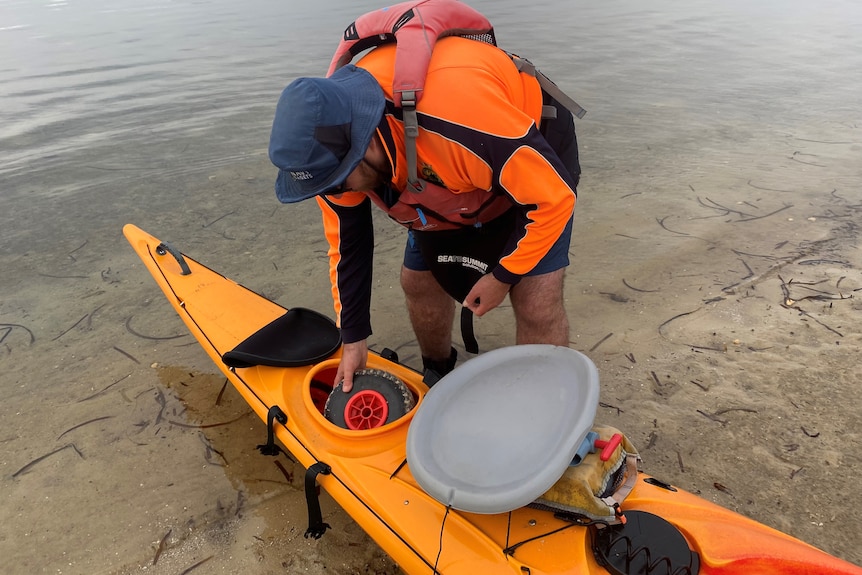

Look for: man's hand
[462,274,511,317]
[336,340,368,392]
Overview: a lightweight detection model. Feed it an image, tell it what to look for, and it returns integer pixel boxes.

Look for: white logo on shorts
[437,255,488,273]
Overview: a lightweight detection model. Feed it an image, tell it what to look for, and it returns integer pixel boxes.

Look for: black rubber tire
[324,369,415,429]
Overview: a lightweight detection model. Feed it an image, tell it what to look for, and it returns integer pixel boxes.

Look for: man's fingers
[335,365,352,393]
[462,295,481,314]
[341,370,355,393]
[338,340,368,393]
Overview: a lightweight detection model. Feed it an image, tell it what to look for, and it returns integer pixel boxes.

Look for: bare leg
[400,266,455,359]
[509,269,569,346]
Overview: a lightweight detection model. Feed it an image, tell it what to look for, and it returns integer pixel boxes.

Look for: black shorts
[402,91,579,301]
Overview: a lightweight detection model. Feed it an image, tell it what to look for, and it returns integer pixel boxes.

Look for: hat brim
[274,66,385,203]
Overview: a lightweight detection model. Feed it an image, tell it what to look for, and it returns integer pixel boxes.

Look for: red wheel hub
[343,390,389,430]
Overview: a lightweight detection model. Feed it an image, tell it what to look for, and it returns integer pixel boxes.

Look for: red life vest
[327,0,495,108]
[327,0,584,231]
[328,0,509,231]
[366,179,514,231]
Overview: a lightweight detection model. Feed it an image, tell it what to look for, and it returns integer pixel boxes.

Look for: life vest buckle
[400,89,417,110]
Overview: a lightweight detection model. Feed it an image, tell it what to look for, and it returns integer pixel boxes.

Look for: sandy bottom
[2,79,861,575]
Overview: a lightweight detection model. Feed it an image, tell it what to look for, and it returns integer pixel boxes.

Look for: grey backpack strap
[512,56,587,119]
[400,89,425,193]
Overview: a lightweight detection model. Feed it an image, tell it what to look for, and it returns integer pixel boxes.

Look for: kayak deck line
[123,223,862,575]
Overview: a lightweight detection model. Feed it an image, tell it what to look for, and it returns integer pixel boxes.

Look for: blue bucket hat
[269,65,385,203]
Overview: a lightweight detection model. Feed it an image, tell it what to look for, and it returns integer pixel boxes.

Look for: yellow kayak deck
[124,224,861,575]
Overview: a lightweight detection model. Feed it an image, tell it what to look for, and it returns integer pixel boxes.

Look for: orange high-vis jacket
[316,37,578,343]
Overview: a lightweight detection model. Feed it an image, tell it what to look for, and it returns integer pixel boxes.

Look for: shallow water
[3,0,859,200]
[2,0,861,573]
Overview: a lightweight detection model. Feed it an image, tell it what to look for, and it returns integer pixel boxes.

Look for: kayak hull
[124,224,861,575]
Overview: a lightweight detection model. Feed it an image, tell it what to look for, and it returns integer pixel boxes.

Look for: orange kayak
[124,223,861,575]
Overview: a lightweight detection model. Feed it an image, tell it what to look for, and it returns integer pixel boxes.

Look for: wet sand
[2,0,861,573]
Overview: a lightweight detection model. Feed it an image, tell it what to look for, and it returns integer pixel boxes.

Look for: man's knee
[512,271,565,309]
[511,271,569,345]
[400,266,427,296]
[518,301,567,332]
[401,267,450,303]
[512,271,566,320]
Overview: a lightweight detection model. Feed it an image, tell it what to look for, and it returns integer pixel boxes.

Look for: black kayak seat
[221,307,342,368]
